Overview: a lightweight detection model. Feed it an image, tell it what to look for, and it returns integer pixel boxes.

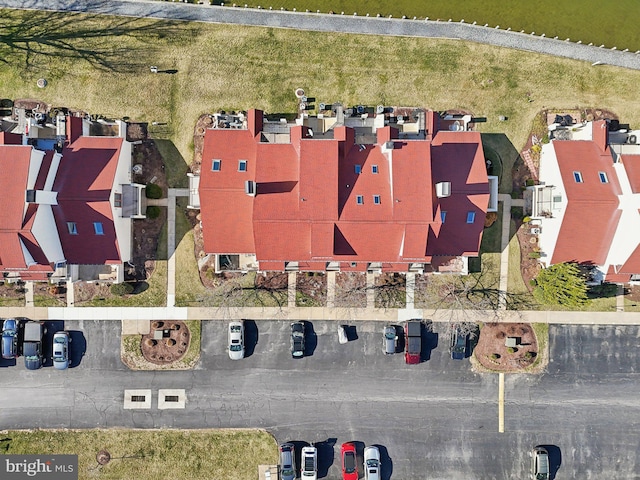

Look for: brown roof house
[189,105,498,274]
[0,111,146,283]
[527,119,640,283]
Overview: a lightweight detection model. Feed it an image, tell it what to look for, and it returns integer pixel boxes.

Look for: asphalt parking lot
[1,320,640,479]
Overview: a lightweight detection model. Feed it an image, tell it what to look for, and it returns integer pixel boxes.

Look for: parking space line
[498,372,505,433]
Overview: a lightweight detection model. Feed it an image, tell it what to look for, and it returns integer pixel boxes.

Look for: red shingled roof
[550,141,621,265]
[54,136,123,265]
[199,110,489,271]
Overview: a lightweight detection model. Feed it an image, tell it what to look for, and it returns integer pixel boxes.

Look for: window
[356,195,364,205]
[373,195,381,205]
[573,171,583,183]
[441,211,447,223]
[114,193,122,207]
[238,160,247,172]
[93,222,104,235]
[466,211,476,224]
[355,164,362,174]
[598,171,608,183]
[67,222,77,235]
[372,165,378,174]
[212,159,221,171]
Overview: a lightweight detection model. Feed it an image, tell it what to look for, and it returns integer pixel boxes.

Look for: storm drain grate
[131,395,146,402]
[164,395,179,402]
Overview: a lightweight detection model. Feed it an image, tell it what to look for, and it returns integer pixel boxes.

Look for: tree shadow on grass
[0,5,193,74]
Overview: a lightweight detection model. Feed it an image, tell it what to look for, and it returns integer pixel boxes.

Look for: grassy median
[0,429,277,480]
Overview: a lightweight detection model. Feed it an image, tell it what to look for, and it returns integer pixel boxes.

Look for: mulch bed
[141,321,190,365]
[473,323,538,372]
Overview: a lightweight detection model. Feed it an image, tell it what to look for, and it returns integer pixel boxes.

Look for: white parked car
[364,446,381,480]
[228,321,244,360]
[301,445,317,480]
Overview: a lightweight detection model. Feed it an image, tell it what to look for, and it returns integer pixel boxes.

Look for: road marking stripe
[498,372,505,433]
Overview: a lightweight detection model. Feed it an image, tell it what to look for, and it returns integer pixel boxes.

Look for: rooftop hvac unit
[436,181,451,198]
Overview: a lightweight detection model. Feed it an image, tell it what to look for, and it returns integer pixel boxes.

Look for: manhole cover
[97,450,111,465]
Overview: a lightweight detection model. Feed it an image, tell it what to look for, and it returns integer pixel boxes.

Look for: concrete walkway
[167,188,189,307]
[1,0,640,70]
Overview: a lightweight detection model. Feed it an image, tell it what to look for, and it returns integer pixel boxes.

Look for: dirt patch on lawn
[335,272,367,308]
[473,323,543,373]
[296,273,326,307]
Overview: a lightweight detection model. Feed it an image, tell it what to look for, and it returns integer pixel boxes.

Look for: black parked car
[290,322,305,358]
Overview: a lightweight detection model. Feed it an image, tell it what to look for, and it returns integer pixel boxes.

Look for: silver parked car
[301,445,317,480]
[364,446,381,480]
[383,325,398,354]
[52,331,70,370]
[228,321,245,360]
[279,443,296,480]
[530,446,549,480]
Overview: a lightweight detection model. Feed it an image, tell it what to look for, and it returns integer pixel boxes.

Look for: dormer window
[356,195,364,205]
[373,195,381,205]
[212,159,221,171]
[598,171,608,183]
[238,160,247,172]
[573,171,583,183]
[67,222,78,235]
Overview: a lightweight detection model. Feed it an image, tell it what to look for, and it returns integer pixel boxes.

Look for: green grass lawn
[3,7,640,175]
[205,0,640,52]
[0,429,277,480]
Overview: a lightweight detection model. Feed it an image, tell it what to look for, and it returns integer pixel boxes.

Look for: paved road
[1,0,640,71]
[2,320,640,479]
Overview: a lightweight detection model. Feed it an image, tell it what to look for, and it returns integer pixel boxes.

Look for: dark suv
[1,318,19,359]
[290,322,305,358]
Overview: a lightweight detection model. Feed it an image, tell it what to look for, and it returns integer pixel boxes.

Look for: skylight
[466,211,475,224]
[441,211,447,223]
[67,222,77,235]
[238,160,247,172]
[372,165,378,174]
[355,165,362,174]
[573,171,583,183]
[373,195,381,205]
[356,195,364,205]
[598,171,608,183]
[94,222,104,235]
[212,159,221,171]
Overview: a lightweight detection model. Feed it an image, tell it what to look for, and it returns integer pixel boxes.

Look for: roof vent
[244,180,256,197]
[436,181,451,198]
[384,141,394,150]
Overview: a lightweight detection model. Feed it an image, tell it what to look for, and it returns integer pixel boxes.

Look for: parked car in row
[404,321,421,364]
[364,446,381,480]
[23,321,44,370]
[279,443,296,480]
[2,318,19,359]
[530,446,550,480]
[301,445,318,480]
[341,442,358,480]
[449,324,469,360]
[383,325,398,355]
[227,320,245,360]
[291,322,305,358]
[52,331,70,370]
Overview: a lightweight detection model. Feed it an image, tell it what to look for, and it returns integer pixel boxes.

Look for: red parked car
[404,321,422,364]
[341,442,358,480]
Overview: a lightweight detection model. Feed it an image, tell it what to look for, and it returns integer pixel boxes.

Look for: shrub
[525,178,536,186]
[145,183,162,199]
[524,351,534,360]
[541,134,550,144]
[523,216,531,223]
[507,347,516,354]
[531,144,542,154]
[491,353,500,360]
[528,252,541,259]
[146,206,161,219]
[110,282,134,296]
